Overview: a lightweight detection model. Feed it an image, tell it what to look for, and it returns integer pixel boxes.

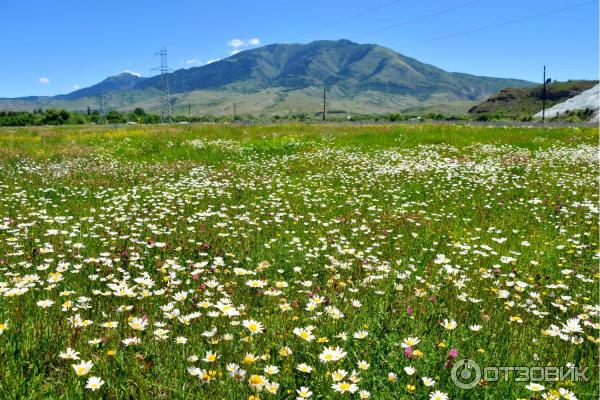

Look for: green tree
[43,109,70,125]
[106,110,123,123]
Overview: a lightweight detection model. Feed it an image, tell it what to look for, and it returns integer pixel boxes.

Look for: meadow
[0,123,597,399]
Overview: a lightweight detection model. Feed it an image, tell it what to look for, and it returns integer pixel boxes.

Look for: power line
[288,0,405,41]
[392,0,596,49]
[349,0,485,40]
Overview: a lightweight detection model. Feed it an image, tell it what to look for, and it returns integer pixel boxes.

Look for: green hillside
[468,80,598,119]
[0,40,535,116]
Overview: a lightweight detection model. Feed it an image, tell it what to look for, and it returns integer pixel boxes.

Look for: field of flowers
[0,124,597,399]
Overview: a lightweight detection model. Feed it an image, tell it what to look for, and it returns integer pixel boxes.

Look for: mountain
[468,80,598,119]
[0,72,154,113]
[55,72,146,101]
[0,40,535,115]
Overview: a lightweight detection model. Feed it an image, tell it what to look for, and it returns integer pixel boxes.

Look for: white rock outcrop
[534,84,599,122]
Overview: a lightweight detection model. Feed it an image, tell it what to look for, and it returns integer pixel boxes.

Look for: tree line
[0,107,473,126]
[0,107,166,126]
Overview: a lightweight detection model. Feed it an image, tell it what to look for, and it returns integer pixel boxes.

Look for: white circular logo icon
[451,359,481,389]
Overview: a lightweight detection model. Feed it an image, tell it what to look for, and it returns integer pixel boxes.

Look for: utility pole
[152,47,172,124]
[541,65,546,124]
[99,92,107,125]
[322,87,326,122]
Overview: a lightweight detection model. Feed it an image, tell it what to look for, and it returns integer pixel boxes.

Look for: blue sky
[0,0,598,97]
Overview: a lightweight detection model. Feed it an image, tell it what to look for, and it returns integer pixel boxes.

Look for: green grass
[0,123,597,399]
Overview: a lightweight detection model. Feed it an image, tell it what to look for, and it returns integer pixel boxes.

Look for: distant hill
[55,72,146,101]
[0,40,534,115]
[533,84,600,123]
[468,80,598,119]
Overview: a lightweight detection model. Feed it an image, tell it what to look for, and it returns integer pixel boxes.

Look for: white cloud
[73,84,80,90]
[185,58,203,65]
[226,37,261,54]
[39,77,50,84]
[182,57,221,66]
[227,38,245,49]
[123,70,141,77]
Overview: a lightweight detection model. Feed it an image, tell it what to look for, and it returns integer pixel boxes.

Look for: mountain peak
[305,38,359,46]
[55,71,146,100]
[134,39,532,98]
[102,72,143,83]
[115,71,142,78]
[2,39,535,114]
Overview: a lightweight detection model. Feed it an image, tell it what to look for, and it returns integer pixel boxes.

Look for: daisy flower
[357,360,370,370]
[296,386,312,399]
[429,391,449,400]
[36,299,54,308]
[319,346,347,363]
[242,319,265,335]
[294,327,315,342]
[422,377,435,387]
[332,382,359,393]
[297,363,313,373]
[331,369,348,381]
[203,351,219,362]
[525,383,545,392]
[401,337,421,348]
[248,374,267,391]
[85,376,104,391]
[72,360,93,377]
[404,366,416,375]
[128,317,147,331]
[441,319,457,330]
[353,330,369,339]
[59,347,80,360]
[264,365,279,375]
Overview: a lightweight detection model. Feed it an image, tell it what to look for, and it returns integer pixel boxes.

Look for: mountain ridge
[0,40,535,115]
[56,72,147,101]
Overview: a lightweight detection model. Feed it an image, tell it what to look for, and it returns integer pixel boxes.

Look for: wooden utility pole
[542,65,546,124]
[322,87,326,122]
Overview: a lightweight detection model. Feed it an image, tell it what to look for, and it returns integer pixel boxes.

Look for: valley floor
[0,124,597,399]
